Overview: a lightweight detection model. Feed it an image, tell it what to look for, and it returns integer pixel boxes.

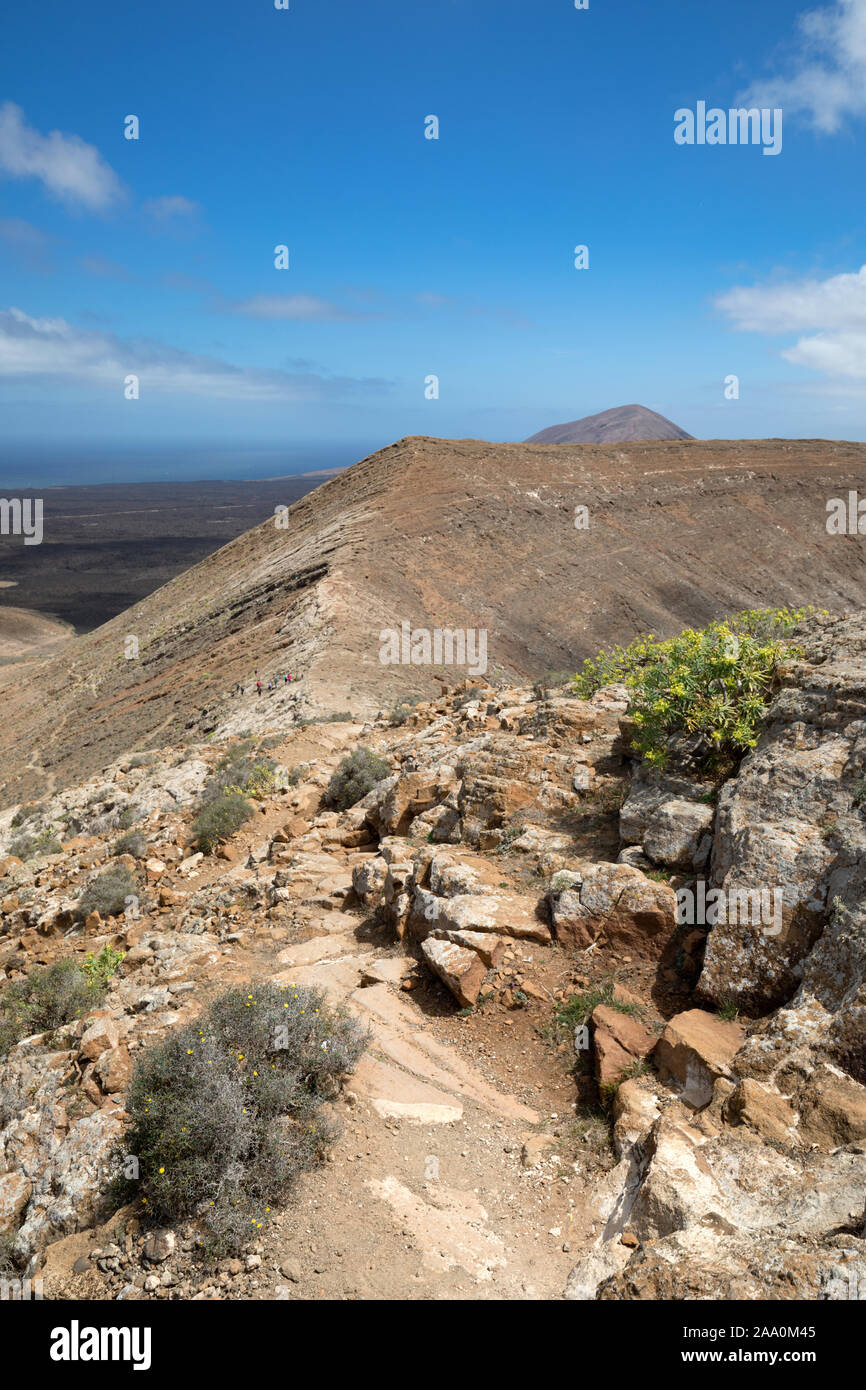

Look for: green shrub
[113,830,148,858]
[0,956,117,1056]
[113,803,142,831]
[192,792,253,853]
[10,828,62,860]
[201,745,279,805]
[76,865,137,920]
[112,981,367,1251]
[572,607,811,769]
[326,747,391,810]
[81,946,125,992]
[388,698,420,727]
[10,802,46,830]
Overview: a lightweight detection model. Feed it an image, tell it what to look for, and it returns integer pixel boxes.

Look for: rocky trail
[3,613,866,1302]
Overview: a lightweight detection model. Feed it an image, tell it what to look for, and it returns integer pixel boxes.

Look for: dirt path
[207,890,587,1300]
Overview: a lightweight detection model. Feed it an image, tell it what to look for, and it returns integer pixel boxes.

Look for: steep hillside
[1,434,865,804]
[525,404,693,444]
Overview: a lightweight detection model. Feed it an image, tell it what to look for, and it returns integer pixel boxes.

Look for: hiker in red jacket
[256,679,263,696]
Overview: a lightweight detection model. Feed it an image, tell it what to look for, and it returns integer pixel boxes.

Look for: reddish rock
[653,1009,744,1109]
[94,1044,133,1094]
[79,1017,120,1062]
[591,1004,656,1087]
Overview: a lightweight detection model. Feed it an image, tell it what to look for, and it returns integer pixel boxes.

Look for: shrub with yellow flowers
[111,981,367,1252]
[572,607,813,769]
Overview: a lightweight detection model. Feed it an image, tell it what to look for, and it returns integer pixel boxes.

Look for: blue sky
[3,0,866,482]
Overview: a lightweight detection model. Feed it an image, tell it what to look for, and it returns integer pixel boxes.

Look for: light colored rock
[351,855,389,908]
[642,798,714,871]
[421,937,488,1007]
[78,1017,120,1062]
[723,1078,797,1144]
[653,1009,744,1109]
[413,885,550,944]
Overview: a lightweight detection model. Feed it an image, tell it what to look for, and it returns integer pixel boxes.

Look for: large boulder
[351,855,389,908]
[641,799,714,871]
[368,767,458,837]
[412,886,550,944]
[550,862,677,958]
[697,613,866,1015]
[620,765,714,848]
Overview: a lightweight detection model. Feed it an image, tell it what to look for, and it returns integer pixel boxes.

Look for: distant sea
[0,441,381,489]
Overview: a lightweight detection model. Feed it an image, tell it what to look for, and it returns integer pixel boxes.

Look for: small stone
[143,1229,176,1264]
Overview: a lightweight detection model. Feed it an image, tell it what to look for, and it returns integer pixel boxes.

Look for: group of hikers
[232,668,299,697]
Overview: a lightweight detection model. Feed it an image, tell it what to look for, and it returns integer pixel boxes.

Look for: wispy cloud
[741,0,866,134]
[0,306,393,401]
[142,194,201,222]
[232,292,373,321]
[0,103,124,211]
[716,264,866,382]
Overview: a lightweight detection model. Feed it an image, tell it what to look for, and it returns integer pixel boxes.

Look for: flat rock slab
[349,1055,463,1124]
[276,934,360,968]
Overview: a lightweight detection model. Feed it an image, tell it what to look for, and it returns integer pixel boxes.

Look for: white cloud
[716,264,866,382]
[783,331,866,378]
[0,306,391,401]
[0,103,124,211]
[741,0,866,133]
[716,265,866,334]
[142,195,201,221]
